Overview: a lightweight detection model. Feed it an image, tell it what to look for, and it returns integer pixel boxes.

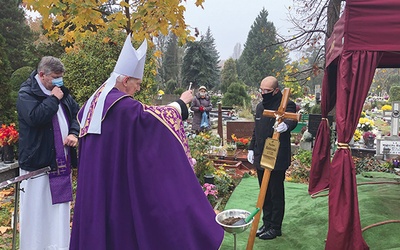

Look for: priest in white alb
[17,56,80,250]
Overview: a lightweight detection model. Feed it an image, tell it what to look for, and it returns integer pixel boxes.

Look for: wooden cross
[246,88,301,250]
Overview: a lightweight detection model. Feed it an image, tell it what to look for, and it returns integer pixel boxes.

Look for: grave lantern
[382,146,391,160]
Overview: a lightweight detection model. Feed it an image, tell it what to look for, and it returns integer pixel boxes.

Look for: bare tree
[284,0,343,48]
[270,0,345,86]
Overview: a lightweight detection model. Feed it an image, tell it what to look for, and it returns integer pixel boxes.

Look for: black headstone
[308,114,334,137]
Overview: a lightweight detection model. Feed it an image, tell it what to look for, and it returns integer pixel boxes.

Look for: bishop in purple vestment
[70,35,224,250]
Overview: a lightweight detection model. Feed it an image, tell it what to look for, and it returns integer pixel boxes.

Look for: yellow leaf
[0,226,11,235]
[120,1,130,8]
[0,189,13,198]
[103,37,111,44]
[153,50,163,58]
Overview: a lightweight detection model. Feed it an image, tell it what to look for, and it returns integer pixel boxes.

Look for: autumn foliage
[23,0,206,47]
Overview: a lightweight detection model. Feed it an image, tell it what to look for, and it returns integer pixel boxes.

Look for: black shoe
[256,225,268,237]
[258,228,282,240]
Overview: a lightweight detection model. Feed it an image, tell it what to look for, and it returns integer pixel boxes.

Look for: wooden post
[246,88,301,250]
[217,102,224,145]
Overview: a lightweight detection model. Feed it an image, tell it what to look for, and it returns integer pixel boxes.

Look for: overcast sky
[183,0,294,61]
[26,1,295,60]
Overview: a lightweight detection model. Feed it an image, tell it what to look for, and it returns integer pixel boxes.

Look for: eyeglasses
[259,88,275,94]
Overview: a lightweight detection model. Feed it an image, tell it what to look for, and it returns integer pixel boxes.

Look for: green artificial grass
[220,173,400,250]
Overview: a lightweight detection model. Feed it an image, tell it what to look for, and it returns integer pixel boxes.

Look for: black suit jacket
[248,95,298,171]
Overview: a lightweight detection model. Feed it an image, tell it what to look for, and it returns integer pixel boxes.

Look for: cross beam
[246,88,301,249]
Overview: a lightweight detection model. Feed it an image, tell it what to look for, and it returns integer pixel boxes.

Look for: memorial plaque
[260,138,280,170]
[226,121,254,142]
[378,140,400,155]
[308,114,334,137]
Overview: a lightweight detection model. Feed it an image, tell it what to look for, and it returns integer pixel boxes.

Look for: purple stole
[49,105,73,204]
[143,104,192,160]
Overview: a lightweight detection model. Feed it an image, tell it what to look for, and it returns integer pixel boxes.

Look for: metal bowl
[215,209,253,234]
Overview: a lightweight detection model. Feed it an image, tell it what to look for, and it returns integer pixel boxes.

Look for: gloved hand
[247,150,254,164]
[276,122,288,133]
[199,106,205,112]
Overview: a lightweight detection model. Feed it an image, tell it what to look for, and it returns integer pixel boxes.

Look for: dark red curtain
[308,65,337,194]
[325,51,382,250]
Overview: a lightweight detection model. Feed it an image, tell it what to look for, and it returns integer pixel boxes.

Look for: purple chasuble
[49,105,73,204]
[70,88,224,250]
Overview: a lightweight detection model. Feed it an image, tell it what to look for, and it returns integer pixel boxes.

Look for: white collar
[35,74,51,96]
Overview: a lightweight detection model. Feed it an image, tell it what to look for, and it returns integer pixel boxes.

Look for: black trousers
[256,169,286,230]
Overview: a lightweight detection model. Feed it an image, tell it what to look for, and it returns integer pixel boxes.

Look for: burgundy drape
[310,0,400,249]
[308,66,337,194]
[325,51,383,250]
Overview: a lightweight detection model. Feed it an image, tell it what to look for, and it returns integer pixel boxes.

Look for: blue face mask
[51,77,64,87]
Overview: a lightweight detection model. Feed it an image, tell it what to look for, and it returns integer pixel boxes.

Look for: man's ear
[123,76,129,86]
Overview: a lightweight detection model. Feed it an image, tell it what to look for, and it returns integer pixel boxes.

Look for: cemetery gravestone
[226,121,254,142]
[308,114,334,137]
[376,101,400,158]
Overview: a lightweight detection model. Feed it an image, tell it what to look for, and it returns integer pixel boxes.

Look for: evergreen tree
[238,8,285,87]
[165,79,178,94]
[203,27,221,88]
[0,34,14,124]
[221,82,250,107]
[154,32,168,91]
[0,0,33,71]
[24,17,65,68]
[8,66,33,124]
[220,58,239,93]
[162,33,183,91]
[181,28,220,90]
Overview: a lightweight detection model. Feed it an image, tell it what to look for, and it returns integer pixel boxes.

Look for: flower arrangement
[231,134,251,148]
[357,117,374,132]
[299,95,316,114]
[392,159,400,168]
[0,123,19,147]
[202,183,218,205]
[363,131,376,141]
[225,142,237,151]
[188,131,219,180]
[353,129,362,142]
[381,104,392,111]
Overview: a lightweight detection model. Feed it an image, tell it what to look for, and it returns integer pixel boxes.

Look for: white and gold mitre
[113,35,147,79]
[79,34,148,135]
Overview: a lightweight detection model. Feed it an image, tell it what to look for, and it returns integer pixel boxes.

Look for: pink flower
[202,183,218,199]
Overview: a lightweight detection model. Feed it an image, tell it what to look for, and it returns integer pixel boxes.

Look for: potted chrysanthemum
[362,131,376,149]
[0,123,19,163]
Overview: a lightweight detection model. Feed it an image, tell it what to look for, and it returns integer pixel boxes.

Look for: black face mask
[262,92,275,108]
[262,92,274,102]
[262,91,282,108]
